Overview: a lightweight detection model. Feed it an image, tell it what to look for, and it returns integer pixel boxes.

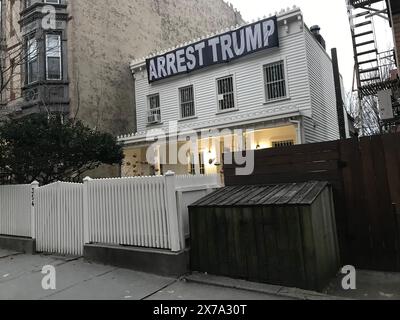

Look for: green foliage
[0,113,124,185]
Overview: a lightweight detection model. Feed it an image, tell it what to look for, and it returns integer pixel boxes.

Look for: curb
[184,273,349,300]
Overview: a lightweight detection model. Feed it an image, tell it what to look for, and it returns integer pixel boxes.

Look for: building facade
[389,0,400,68]
[0,0,242,135]
[120,7,342,177]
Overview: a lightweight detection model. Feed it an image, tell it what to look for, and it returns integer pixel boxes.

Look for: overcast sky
[228,0,393,92]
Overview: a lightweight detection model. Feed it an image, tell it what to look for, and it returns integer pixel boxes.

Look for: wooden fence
[224,133,400,272]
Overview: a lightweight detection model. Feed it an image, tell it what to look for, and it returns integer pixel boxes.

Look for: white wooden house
[119,6,341,177]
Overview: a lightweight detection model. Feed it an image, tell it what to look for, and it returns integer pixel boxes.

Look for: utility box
[189,181,340,292]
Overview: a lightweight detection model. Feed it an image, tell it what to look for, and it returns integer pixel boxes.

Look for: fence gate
[35,182,84,256]
[0,185,32,238]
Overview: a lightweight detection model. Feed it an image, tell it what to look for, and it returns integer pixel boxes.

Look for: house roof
[189,181,329,208]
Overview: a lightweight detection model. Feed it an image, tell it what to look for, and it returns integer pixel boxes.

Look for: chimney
[310,25,326,50]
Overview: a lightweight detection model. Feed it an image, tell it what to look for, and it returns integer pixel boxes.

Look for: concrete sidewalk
[326,270,400,300]
[0,249,291,300]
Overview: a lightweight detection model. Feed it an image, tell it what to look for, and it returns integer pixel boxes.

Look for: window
[264,60,287,102]
[46,34,62,80]
[217,75,235,111]
[27,37,38,84]
[272,140,294,148]
[147,94,161,124]
[189,153,205,175]
[179,85,195,119]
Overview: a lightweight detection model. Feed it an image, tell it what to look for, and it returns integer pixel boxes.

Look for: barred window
[272,140,294,148]
[180,86,195,119]
[217,76,235,111]
[147,94,161,124]
[264,61,287,102]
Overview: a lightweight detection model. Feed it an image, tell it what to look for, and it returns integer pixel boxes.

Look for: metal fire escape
[347,0,400,132]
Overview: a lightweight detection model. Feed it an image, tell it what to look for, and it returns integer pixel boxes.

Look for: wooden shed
[189,181,340,292]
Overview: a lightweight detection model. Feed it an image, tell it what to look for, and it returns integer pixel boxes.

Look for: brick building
[0,0,242,135]
[389,0,400,69]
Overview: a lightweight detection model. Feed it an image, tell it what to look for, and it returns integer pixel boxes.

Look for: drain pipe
[289,119,302,145]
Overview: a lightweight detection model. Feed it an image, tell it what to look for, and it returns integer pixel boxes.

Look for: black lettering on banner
[146,16,279,83]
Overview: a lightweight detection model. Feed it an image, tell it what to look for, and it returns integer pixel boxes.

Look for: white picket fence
[35,182,84,256]
[0,173,221,256]
[0,184,33,238]
[86,175,174,250]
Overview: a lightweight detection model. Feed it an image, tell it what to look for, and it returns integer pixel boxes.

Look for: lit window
[272,140,294,148]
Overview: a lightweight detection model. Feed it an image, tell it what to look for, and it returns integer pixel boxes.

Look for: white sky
[228,0,393,92]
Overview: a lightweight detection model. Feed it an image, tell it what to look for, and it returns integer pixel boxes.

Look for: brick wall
[394,13,400,64]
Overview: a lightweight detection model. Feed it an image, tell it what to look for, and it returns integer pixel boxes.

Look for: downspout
[289,119,302,145]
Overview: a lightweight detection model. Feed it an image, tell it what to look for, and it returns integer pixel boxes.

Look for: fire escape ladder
[349,5,381,88]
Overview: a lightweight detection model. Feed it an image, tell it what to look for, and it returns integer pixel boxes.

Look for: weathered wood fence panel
[224,133,400,271]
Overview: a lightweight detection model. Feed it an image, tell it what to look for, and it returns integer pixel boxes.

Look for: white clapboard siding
[35,182,84,256]
[134,17,312,134]
[86,176,172,250]
[0,185,32,238]
[304,29,340,143]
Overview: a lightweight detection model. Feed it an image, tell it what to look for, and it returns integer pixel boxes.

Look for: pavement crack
[0,252,23,260]
[141,278,180,301]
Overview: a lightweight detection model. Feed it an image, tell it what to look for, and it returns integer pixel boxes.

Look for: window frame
[215,74,237,113]
[45,33,63,81]
[179,85,196,120]
[26,36,39,85]
[263,59,289,104]
[26,0,61,9]
[147,93,162,124]
[272,140,295,148]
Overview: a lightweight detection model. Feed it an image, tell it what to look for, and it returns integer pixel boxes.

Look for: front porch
[121,123,300,178]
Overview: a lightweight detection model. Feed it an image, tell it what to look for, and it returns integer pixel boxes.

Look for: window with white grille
[179,86,195,119]
[46,34,62,80]
[217,76,235,111]
[272,140,294,148]
[27,37,38,84]
[264,61,287,102]
[147,94,161,124]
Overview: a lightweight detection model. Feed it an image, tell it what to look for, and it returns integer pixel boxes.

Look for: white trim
[119,111,302,146]
[45,34,62,81]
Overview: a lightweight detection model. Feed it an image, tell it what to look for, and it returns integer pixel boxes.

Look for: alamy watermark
[41,265,56,291]
[42,5,56,30]
[145,121,255,176]
[341,265,356,290]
